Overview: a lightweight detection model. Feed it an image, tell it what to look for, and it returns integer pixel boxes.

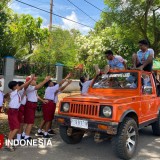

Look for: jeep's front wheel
[59,125,84,144]
[112,117,138,160]
[152,112,160,136]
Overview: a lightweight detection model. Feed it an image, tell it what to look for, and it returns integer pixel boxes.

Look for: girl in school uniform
[23,76,51,141]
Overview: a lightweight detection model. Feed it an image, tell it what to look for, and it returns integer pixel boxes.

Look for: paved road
[0,126,160,160]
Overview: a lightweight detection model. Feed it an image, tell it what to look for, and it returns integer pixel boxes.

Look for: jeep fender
[120,110,138,123]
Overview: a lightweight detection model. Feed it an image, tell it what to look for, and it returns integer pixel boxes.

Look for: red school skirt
[24,101,37,124]
[18,105,25,123]
[42,101,56,122]
[8,108,20,131]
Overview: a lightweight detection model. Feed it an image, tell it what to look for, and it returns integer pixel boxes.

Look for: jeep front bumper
[55,115,118,135]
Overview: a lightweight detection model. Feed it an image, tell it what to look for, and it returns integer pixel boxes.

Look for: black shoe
[43,134,51,139]
[25,137,32,142]
[35,132,44,137]
[21,135,25,139]
[48,130,56,135]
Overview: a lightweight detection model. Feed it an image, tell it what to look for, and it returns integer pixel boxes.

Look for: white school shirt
[81,80,92,94]
[0,91,4,107]
[44,84,59,101]
[55,91,60,103]
[26,85,38,102]
[9,89,21,109]
[18,88,27,105]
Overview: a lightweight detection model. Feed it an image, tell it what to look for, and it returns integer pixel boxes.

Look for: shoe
[25,137,32,142]
[5,146,15,152]
[48,130,56,135]
[21,135,25,139]
[43,134,51,139]
[35,132,44,137]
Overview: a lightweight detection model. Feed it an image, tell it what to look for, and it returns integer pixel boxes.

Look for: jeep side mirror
[143,86,152,94]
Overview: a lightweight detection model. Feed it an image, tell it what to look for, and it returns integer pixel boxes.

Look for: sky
[9,0,106,34]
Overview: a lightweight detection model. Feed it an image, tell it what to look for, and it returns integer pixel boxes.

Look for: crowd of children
[0,73,72,152]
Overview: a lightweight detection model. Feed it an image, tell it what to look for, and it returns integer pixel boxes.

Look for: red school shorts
[42,101,56,122]
[18,105,25,123]
[8,108,20,131]
[24,101,37,124]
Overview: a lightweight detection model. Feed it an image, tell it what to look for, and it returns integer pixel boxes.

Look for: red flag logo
[0,134,4,149]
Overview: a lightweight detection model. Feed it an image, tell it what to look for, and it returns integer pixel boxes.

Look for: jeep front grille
[70,103,99,117]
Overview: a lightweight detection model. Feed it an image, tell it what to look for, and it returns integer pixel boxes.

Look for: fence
[0,59,4,75]
[15,60,56,77]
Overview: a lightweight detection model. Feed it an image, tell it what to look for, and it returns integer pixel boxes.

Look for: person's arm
[59,72,72,86]
[59,80,72,92]
[35,76,51,90]
[140,54,153,69]
[37,96,48,104]
[18,74,35,91]
[123,61,127,69]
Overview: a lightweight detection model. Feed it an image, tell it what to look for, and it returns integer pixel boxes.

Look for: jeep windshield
[92,72,138,89]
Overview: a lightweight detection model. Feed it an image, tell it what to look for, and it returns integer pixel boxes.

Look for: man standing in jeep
[132,40,154,72]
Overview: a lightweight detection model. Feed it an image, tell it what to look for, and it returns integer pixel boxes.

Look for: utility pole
[49,0,53,31]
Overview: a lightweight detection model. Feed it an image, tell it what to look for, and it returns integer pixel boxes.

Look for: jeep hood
[63,93,139,104]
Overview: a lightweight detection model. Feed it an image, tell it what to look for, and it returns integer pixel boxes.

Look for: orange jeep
[55,70,160,160]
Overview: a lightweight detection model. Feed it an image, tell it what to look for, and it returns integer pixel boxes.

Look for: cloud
[61,11,92,34]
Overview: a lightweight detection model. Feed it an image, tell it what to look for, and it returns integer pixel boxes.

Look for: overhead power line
[66,0,97,22]
[83,0,105,13]
[15,0,93,29]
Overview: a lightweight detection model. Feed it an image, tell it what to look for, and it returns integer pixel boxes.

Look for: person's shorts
[42,101,56,122]
[136,63,153,72]
[18,105,25,123]
[24,101,37,124]
[8,108,20,130]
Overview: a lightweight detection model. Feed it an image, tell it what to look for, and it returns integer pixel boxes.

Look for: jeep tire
[112,117,138,160]
[152,112,160,136]
[59,125,84,144]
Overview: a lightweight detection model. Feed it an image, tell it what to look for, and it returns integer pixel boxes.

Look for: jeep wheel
[59,125,84,144]
[152,112,160,136]
[112,117,138,160]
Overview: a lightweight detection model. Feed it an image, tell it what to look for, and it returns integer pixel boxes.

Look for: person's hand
[43,100,49,104]
[30,74,35,80]
[68,80,72,84]
[45,76,51,81]
[137,66,143,70]
[66,72,72,79]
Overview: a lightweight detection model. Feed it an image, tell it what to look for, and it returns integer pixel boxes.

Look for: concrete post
[4,56,15,93]
[55,63,64,83]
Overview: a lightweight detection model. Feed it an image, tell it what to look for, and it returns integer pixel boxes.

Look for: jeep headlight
[62,103,70,112]
[102,106,112,118]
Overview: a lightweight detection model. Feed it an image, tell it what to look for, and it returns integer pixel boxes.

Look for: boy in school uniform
[6,76,34,151]
[36,73,72,137]
[24,76,51,141]
[0,80,4,113]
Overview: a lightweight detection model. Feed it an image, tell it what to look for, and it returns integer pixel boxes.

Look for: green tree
[96,0,160,56]
[31,26,79,67]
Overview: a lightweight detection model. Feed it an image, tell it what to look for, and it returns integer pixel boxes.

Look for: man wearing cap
[24,75,51,141]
